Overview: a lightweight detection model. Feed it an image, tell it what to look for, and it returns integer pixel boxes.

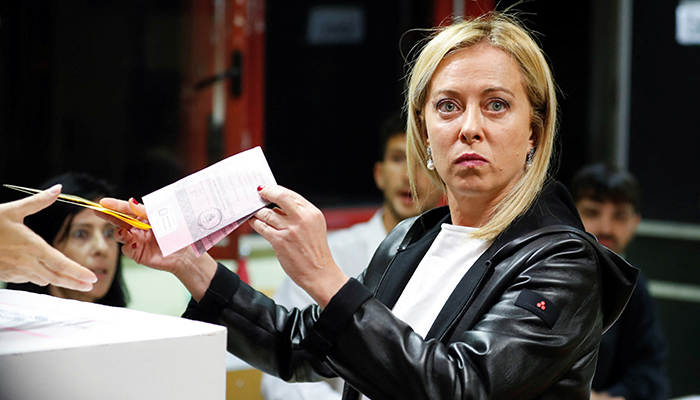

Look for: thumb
[16,184,62,218]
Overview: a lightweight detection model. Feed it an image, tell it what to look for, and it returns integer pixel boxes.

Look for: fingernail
[131,243,137,249]
[131,198,140,205]
[48,184,62,195]
[117,228,124,237]
[257,185,265,191]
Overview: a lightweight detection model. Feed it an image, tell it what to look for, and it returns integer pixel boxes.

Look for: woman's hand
[249,185,348,308]
[97,198,217,301]
[99,198,180,274]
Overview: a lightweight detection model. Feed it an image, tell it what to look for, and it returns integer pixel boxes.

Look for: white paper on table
[0,290,224,354]
[143,146,276,257]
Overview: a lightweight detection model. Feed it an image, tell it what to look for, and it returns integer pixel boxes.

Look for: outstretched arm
[0,184,97,291]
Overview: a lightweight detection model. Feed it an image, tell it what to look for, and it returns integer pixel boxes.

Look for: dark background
[0,0,591,206]
[0,0,183,201]
[628,0,700,223]
[256,0,591,206]
[1,0,698,397]
[624,0,700,396]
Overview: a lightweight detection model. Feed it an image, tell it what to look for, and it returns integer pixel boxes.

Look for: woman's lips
[455,153,487,167]
[90,268,108,280]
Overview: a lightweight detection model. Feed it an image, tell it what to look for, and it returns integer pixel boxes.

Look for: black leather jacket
[185,181,638,400]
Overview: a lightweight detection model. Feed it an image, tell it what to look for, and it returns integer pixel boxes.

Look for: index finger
[99,197,134,215]
[95,198,137,229]
[100,197,147,218]
[256,185,301,212]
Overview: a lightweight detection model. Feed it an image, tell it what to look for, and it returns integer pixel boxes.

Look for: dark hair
[569,163,641,213]
[6,172,129,307]
[377,111,408,162]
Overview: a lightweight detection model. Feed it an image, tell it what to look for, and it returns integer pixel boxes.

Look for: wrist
[173,252,218,302]
[305,269,349,309]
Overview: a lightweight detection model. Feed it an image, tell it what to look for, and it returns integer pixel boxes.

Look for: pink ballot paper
[143,146,276,257]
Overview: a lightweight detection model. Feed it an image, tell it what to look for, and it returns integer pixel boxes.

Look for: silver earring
[526,148,536,166]
[426,147,435,171]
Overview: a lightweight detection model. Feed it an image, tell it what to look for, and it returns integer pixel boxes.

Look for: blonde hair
[406,11,558,241]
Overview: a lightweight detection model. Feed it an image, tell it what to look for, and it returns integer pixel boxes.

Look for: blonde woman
[101,11,637,400]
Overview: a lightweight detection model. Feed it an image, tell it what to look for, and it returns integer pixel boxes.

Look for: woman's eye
[436,100,457,113]
[487,100,507,112]
[71,229,89,240]
[104,227,116,239]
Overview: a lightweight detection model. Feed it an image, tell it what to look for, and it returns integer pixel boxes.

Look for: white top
[391,224,490,338]
[360,224,490,400]
[260,210,387,400]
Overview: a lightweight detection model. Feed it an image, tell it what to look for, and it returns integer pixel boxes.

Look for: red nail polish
[131,243,137,249]
[257,185,265,191]
[131,198,140,205]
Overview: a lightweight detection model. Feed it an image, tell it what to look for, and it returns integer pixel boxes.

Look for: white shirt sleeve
[260,374,344,400]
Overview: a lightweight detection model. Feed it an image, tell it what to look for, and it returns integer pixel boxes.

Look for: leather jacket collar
[362,180,637,338]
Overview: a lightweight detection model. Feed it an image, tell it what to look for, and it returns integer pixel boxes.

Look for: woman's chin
[88,282,111,300]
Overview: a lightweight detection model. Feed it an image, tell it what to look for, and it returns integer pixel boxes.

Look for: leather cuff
[302,278,372,358]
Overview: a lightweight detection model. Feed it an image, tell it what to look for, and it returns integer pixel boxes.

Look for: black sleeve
[182,262,241,322]
[596,273,668,400]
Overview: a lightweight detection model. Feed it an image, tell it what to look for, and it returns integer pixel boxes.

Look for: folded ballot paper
[143,146,276,257]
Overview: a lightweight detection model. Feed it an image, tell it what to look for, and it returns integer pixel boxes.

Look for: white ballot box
[0,289,227,400]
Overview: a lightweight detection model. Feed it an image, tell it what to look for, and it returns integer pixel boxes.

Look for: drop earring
[426,147,435,171]
[526,148,536,167]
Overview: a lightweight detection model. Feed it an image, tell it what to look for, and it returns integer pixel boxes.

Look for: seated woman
[99,11,638,399]
[7,172,128,307]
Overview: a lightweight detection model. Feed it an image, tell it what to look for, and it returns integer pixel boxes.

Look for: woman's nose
[460,105,483,143]
[92,233,110,254]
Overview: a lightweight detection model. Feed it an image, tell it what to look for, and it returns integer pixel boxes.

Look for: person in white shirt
[260,112,444,400]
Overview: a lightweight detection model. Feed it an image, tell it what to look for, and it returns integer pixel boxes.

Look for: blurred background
[1,0,699,398]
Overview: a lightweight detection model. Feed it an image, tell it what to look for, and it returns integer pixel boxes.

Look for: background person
[570,162,668,400]
[6,172,128,307]
[99,12,637,399]
[260,111,443,400]
[0,184,97,291]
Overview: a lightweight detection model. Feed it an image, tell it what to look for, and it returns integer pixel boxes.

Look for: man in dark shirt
[570,163,668,400]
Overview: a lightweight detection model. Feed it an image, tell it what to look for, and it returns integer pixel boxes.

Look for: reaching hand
[98,198,183,274]
[0,184,97,291]
[249,185,348,308]
[97,197,217,301]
